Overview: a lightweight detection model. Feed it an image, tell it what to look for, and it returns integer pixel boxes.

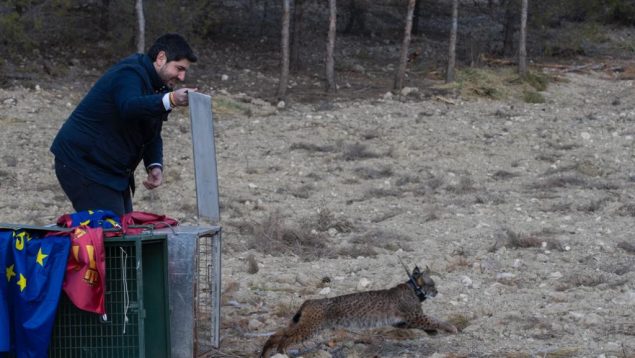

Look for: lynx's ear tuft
[412,265,421,277]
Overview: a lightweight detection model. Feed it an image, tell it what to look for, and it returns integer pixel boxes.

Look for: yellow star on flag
[17,273,27,292]
[36,248,49,266]
[5,264,16,282]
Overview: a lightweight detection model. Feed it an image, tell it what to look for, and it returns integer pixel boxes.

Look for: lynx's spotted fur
[260,266,457,357]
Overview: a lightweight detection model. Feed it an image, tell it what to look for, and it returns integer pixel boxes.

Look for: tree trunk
[135,0,145,53]
[277,0,291,100]
[291,0,305,70]
[446,0,458,83]
[326,0,337,93]
[518,0,528,76]
[394,0,416,91]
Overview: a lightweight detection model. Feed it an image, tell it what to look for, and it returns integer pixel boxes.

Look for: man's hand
[143,167,163,190]
[171,88,198,107]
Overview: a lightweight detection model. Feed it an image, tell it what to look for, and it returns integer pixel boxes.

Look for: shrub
[523,91,546,103]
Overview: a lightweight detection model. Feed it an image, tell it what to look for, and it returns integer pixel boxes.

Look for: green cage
[49,233,170,358]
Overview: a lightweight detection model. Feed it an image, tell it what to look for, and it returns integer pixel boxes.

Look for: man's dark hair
[147,33,197,63]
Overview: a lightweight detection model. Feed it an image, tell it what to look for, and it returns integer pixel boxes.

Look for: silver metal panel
[161,227,197,358]
[157,225,222,356]
[210,229,222,349]
[188,92,221,224]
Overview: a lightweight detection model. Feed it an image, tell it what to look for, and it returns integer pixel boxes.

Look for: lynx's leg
[396,311,458,334]
[260,301,326,358]
[260,324,305,358]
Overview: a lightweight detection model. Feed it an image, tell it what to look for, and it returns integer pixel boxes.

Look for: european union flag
[0,229,70,357]
[57,209,121,230]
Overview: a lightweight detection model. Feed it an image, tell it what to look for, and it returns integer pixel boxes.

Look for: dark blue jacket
[51,54,170,192]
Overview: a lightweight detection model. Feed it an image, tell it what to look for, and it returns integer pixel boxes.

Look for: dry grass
[541,347,581,357]
[353,165,393,179]
[336,244,378,258]
[302,208,355,234]
[413,176,445,196]
[608,322,635,336]
[360,129,381,140]
[340,142,381,161]
[530,175,587,190]
[576,197,611,213]
[220,280,240,306]
[362,187,401,199]
[617,241,635,254]
[289,142,336,153]
[523,90,546,103]
[245,211,334,261]
[0,169,16,186]
[213,96,253,117]
[273,300,300,318]
[492,170,520,180]
[289,184,314,199]
[535,152,561,163]
[556,271,610,291]
[448,313,472,331]
[542,201,573,213]
[503,352,532,358]
[394,174,421,187]
[353,338,437,358]
[617,204,635,217]
[545,142,580,151]
[246,254,259,274]
[456,67,551,102]
[446,176,476,194]
[3,155,17,167]
[347,229,413,253]
[491,227,565,252]
[601,260,635,275]
[370,210,402,223]
[446,254,471,272]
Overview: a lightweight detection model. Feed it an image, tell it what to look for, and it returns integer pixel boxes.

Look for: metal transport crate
[49,232,170,358]
[2,223,222,357]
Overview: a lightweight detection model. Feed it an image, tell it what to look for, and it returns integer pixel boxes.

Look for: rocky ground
[2,39,635,357]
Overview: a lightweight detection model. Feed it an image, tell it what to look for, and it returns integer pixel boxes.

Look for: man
[51,33,197,216]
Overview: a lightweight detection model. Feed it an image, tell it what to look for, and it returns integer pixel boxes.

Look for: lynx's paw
[448,324,459,334]
[442,322,459,334]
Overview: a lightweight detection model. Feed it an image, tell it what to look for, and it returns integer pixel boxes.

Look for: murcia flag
[0,229,70,357]
[62,226,107,315]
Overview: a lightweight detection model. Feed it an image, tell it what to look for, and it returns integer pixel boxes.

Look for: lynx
[260,265,458,357]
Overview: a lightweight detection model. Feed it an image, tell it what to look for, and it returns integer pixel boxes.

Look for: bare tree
[446,0,459,83]
[518,0,528,75]
[135,0,145,53]
[394,0,417,91]
[326,0,337,93]
[277,0,291,100]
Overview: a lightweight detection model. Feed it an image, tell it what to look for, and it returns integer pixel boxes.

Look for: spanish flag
[0,229,70,357]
